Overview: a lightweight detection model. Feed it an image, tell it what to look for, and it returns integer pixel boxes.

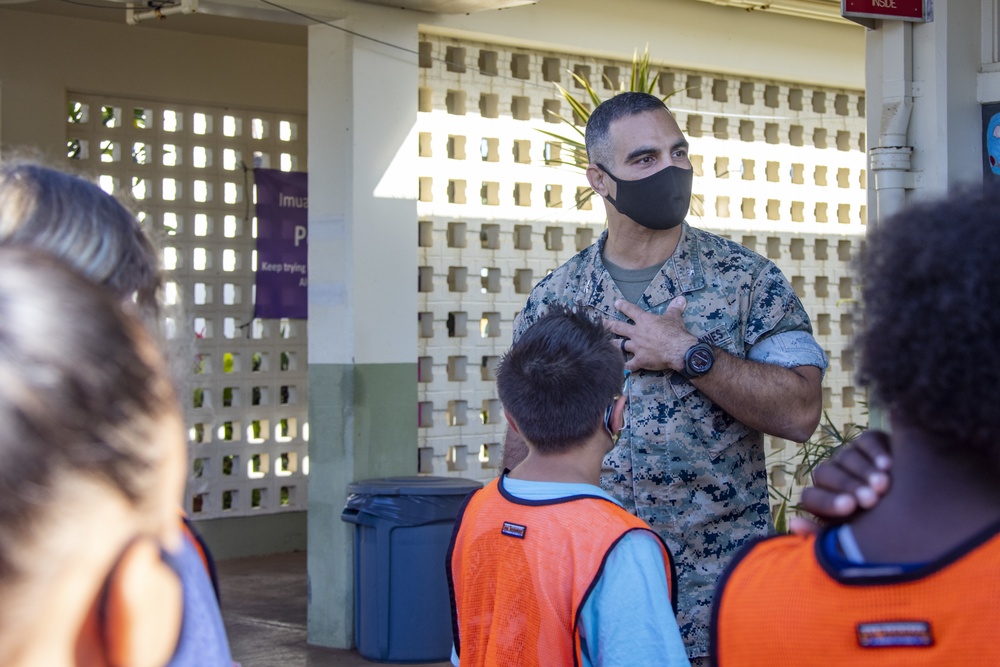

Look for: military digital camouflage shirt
[512,224,823,659]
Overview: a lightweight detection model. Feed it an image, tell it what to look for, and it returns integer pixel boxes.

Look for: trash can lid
[347,476,483,497]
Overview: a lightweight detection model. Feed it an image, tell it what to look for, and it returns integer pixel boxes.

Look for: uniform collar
[590,223,705,313]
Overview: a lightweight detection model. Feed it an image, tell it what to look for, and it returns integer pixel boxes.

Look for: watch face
[689,347,713,373]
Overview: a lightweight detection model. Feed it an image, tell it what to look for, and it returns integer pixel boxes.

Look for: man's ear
[586,164,610,197]
[102,540,183,667]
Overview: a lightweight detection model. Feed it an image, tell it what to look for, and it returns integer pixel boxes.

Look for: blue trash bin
[341,476,482,663]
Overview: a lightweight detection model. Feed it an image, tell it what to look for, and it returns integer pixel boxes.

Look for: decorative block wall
[65,92,309,520]
[415,34,869,510]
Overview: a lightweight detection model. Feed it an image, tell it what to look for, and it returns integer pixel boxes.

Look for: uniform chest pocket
[668,326,751,461]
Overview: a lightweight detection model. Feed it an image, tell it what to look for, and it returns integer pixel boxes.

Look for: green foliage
[99,140,115,161]
[101,105,117,128]
[773,498,788,535]
[66,104,90,159]
[769,410,868,533]
[67,101,85,124]
[67,139,84,160]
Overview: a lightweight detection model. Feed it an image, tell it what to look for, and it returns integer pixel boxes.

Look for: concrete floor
[218,552,452,667]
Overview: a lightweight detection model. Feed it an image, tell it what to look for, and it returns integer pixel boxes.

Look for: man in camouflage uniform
[503,92,826,665]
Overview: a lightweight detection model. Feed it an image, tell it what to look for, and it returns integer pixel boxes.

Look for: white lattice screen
[65,93,309,520]
[415,34,869,508]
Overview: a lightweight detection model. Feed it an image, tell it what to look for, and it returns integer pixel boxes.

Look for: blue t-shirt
[165,535,234,667]
[452,478,690,667]
[821,524,928,576]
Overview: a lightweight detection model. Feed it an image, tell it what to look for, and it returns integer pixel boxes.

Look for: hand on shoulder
[792,430,892,535]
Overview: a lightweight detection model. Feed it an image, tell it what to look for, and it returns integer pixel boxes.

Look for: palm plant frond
[537,46,679,213]
[539,46,676,178]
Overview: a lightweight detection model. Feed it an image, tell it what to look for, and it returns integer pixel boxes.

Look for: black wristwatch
[681,342,715,379]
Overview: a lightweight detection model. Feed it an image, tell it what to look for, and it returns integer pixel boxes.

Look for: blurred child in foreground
[0,248,186,666]
[712,186,1000,665]
[0,161,232,666]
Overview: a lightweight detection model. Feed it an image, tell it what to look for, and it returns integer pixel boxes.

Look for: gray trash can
[341,476,483,663]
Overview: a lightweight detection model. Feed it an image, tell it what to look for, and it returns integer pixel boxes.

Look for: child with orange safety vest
[447,307,691,667]
[711,186,1000,666]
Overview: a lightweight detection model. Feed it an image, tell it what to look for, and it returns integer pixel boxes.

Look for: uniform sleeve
[744,263,814,347]
[512,293,541,344]
[747,330,828,376]
[578,531,691,667]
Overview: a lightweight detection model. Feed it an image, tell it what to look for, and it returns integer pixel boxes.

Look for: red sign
[842,0,927,22]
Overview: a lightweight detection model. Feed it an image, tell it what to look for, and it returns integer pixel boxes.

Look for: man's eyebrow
[625,146,659,162]
[624,140,689,162]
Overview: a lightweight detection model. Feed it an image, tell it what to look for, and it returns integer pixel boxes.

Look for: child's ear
[505,412,520,434]
[611,394,628,434]
[103,539,183,667]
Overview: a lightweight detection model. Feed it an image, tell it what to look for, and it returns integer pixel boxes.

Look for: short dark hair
[0,247,176,589]
[585,92,669,166]
[497,307,623,453]
[857,185,1000,463]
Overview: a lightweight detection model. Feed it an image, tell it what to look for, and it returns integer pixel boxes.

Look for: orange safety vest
[447,476,675,667]
[712,525,1000,666]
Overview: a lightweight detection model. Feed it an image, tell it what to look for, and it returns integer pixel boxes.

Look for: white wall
[0,8,307,158]
[423,0,866,89]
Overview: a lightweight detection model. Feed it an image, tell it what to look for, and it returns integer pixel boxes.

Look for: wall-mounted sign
[842,0,930,26]
[254,168,308,320]
[982,103,1000,184]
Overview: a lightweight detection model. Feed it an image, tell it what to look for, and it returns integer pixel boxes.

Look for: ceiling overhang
[691,0,849,24]
[354,0,536,13]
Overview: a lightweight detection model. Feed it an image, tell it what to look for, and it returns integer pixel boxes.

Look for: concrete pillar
[306,12,419,648]
[865,1,982,205]
[862,1,982,430]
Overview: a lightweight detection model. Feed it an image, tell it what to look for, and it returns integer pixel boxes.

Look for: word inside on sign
[842,0,926,23]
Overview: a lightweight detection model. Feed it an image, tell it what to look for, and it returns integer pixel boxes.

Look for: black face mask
[597,163,693,231]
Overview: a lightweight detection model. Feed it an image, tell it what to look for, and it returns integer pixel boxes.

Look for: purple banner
[253,168,308,319]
